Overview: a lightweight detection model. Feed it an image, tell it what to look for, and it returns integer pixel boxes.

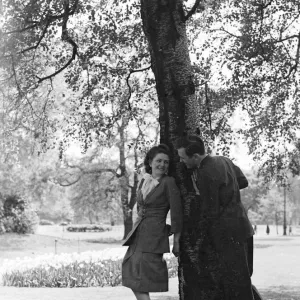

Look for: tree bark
[118,118,132,239]
[140,1,201,299]
[140,0,200,145]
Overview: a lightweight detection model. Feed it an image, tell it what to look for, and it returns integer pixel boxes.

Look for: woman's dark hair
[144,144,171,174]
[175,135,205,157]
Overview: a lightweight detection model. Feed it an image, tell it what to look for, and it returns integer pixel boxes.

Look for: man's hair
[175,135,205,157]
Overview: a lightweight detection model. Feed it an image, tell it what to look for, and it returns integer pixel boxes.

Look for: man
[175,135,257,300]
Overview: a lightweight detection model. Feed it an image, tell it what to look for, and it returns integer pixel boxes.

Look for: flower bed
[66,224,112,232]
[1,248,178,287]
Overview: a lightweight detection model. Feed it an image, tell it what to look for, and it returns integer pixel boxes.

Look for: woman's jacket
[123,175,183,253]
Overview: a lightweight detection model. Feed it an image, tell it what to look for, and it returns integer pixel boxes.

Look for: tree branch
[284,32,300,79]
[205,83,213,137]
[262,1,273,9]
[55,165,120,187]
[20,21,50,54]
[4,24,38,35]
[274,34,300,44]
[2,15,64,56]
[184,0,204,22]
[212,27,242,39]
[126,65,151,110]
[36,0,78,83]
[279,12,300,35]
[57,175,82,186]
[10,55,39,121]
[36,48,77,83]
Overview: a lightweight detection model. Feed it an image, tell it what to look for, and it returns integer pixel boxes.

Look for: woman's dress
[122,174,182,292]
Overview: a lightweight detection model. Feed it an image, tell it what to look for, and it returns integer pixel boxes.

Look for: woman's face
[150,153,169,178]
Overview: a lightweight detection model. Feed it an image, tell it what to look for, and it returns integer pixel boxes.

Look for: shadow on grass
[255,237,294,242]
[259,286,300,300]
[255,244,273,248]
[152,286,300,300]
[85,238,124,244]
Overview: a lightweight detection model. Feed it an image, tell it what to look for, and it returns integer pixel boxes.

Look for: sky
[230,140,253,171]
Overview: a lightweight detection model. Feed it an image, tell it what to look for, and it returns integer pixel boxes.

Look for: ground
[0,224,299,300]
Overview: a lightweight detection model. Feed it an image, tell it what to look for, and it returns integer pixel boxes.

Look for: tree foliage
[192,0,300,180]
[240,169,268,212]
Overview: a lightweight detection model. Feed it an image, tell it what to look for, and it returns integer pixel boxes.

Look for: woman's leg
[133,291,151,300]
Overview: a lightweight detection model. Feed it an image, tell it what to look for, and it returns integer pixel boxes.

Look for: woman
[122,144,183,300]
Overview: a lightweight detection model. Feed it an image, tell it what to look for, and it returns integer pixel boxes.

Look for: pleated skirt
[121,229,168,292]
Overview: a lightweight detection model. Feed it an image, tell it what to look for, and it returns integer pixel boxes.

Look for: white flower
[0,247,127,276]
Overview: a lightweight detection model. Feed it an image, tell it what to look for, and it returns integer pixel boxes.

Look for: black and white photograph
[0,1,300,299]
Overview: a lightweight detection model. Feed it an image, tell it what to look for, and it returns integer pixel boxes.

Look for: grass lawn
[35,224,125,241]
[0,225,125,266]
[0,224,299,300]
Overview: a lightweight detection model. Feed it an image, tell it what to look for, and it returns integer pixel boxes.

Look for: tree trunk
[120,175,133,239]
[120,165,139,239]
[140,1,201,299]
[275,212,278,235]
[95,214,99,223]
[88,211,93,224]
[140,0,199,145]
[118,117,134,240]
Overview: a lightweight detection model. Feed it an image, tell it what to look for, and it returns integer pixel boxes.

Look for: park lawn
[0,225,125,266]
[35,224,124,241]
[258,286,300,300]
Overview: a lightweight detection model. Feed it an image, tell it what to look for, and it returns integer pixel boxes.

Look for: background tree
[240,169,268,213]
[54,95,159,237]
[69,171,120,224]
[194,0,300,181]
[285,175,300,226]
[258,183,295,233]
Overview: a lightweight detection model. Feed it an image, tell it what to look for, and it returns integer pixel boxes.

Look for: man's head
[175,135,206,169]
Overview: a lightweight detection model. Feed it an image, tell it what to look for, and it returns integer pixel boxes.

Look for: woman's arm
[166,177,183,257]
[166,177,183,234]
[172,232,181,257]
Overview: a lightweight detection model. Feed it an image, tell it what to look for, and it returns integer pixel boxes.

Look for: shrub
[66,224,112,232]
[1,195,39,234]
[12,208,39,234]
[0,223,5,234]
[3,195,25,216]
[59,221,70,226]
[2,216,15,233]
[39,219,55,226]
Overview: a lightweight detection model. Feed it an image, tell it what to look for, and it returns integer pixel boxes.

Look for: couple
[121,135,258,300]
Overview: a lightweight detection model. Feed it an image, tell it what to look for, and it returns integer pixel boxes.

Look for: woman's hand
[172,241,180,257]
[166,224,173,236]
